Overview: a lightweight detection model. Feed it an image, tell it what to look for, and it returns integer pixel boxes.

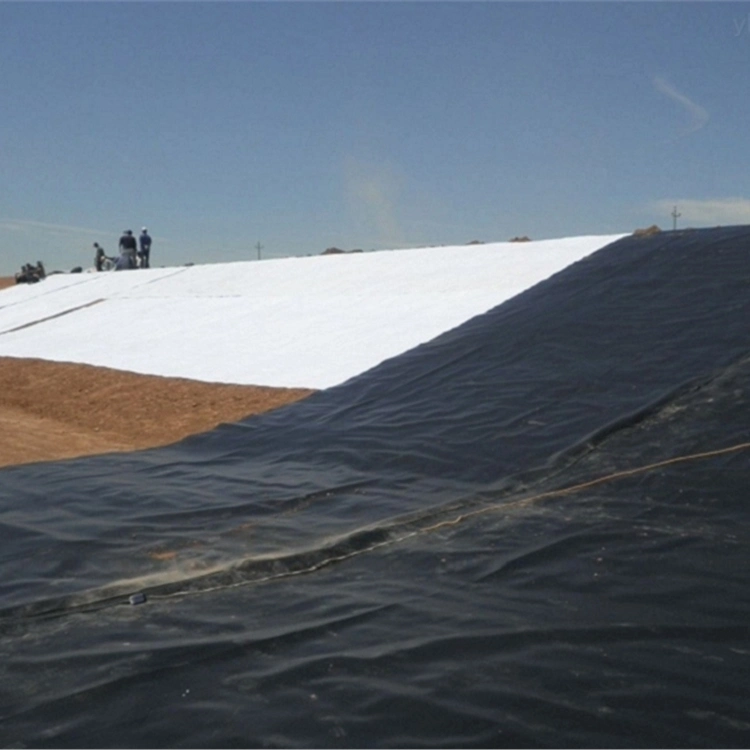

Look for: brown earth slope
[0,357,314,468]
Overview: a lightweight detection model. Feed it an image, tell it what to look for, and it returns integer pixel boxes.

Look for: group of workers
[94,228,152,271]
[15,261,47,284]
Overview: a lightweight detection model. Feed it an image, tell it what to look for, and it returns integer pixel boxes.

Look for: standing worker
[138,227,152,268]
[93,243,106,271]
[118,230,138,269]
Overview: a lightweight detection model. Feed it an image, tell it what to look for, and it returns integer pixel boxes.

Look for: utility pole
[671,206,681,231]
[255,241,263,261]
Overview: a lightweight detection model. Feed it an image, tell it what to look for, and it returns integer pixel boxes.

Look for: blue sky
[2,1,750,275]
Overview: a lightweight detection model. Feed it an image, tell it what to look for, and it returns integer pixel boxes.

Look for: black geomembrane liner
[1,226,749,748]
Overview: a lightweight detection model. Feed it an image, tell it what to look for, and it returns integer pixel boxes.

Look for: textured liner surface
[1,226,749,748]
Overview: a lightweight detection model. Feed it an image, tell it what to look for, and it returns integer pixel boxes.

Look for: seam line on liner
[5,441,747,618]
[0,299,105,336]
[151,440,750,601]
[421,441,750,534]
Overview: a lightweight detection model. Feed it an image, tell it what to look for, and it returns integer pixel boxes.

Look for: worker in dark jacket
[118,230,137,269]
[138,227,152,268]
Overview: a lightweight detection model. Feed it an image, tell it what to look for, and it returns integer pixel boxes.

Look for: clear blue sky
[2,1,750,275]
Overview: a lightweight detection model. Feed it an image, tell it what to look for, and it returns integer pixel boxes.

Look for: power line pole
[255,241,263,261]
[671,206,681,231]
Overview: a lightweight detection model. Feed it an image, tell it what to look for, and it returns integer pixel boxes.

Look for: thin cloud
[653,76,709,135]
[653,198,750,225]
[0,219,106,238]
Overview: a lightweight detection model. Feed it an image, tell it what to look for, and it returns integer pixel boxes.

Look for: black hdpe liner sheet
[1,226,750,748]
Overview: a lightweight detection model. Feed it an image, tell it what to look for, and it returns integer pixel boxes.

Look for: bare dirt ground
[0,355,314,469]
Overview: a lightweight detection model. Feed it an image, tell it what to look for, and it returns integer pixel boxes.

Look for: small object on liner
[129,593,147,605]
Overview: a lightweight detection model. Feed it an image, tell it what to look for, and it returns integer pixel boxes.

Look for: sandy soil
[0,355,314,469]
